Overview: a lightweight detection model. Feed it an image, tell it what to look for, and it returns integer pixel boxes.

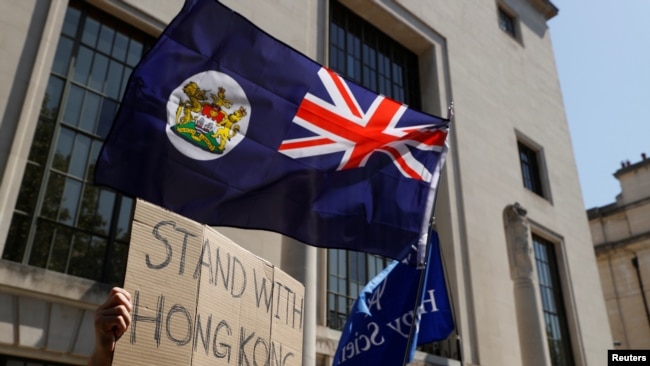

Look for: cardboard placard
[112,199,304,365]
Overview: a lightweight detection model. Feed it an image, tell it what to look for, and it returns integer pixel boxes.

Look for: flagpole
[438,222,463,364]
[401,103,454,366]
[401,220,436,366]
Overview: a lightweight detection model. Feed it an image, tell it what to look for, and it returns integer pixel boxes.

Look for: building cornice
[587,195,650,219]
[594,231,650,255]
[528,0,558,20]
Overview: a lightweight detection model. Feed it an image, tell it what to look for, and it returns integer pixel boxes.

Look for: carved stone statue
[503,202,533,280]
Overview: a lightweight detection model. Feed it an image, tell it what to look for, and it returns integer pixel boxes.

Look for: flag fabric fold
[95,0,449,261]
[332,232,454,365]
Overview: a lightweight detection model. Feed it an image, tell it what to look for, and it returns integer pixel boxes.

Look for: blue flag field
[333,232,454,365]
[95,0,449,261]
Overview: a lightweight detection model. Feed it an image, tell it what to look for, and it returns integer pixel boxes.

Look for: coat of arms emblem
[166,71,250,161]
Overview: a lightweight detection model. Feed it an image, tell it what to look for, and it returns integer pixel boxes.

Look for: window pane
[15,163,43,214]
[42,76,65,121]
[97,24,115,54]
[350,283,359,299]
[88,53,109,91]
[79,91,101,132]
[126,39,143,66]
[31,87,64,163]
[337,279,345,294]
[329,249,338,273]
[72,46,93,84]
[533,236,574,366]
[116,197,134,241]
[62,7,81,37]
[328,275,337,292]
[52,127,74,172]
[52,37,74,75]
[59,178,82,225]
[96,189,116,234]
[86,140,103,180]
[108,241,129,285]
[42,172,66,220]
[338,250,346,277]
[29,220,55,268]
[48,225,74,272]
[81,17,100,47]
[63,85,84,126]
[68,234,105,281]
[112,32,129,61]
[368,257,377,276]
[69,134,91,178]
[105,61,124,99]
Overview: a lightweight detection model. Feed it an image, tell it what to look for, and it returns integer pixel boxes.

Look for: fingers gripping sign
[89,287,133,366]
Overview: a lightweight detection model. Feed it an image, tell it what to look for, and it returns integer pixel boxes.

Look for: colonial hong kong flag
[94,0,450,262]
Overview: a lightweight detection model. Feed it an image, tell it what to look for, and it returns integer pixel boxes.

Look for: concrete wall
[589,158,650,351]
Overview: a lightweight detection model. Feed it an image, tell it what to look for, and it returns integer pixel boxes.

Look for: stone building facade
[0,0,612,365]
[588,156,650,350]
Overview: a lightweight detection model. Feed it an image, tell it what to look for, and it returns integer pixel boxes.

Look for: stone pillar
[503,203,550,366]
[281,239,317,365]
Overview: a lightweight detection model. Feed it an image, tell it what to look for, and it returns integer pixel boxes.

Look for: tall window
[328,250,388,329]
[533,235,574,366]
[2,0,151,286]
[498,6,517,38]
[326,0,420,329]
[518,141,544,196]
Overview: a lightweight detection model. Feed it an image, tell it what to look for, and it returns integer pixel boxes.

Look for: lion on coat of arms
[173,82,246,154]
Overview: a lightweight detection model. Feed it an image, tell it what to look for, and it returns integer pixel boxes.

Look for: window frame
[326,0,422,329]
[516,132,550,200]
[532,233,576,366]
[1,0,152,286]
[325,1,459,360]
[497,4,518,39]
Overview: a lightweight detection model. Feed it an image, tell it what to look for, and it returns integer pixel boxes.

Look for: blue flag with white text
[94,0,449,261]
[333,232,454,365]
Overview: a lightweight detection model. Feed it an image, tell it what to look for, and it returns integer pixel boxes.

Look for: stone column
[281,238,317,365]
[503,203,550,366]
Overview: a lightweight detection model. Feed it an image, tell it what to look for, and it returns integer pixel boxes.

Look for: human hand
[88,287,132,366]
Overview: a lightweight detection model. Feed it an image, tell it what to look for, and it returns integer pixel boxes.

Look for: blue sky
[549,1,650,209]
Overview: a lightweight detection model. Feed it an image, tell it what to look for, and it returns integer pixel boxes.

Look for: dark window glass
[533,236,575,366]
[52,37,74,75]
[327,1,421,330]
[326,2,458,359]
[498,7,516,37]
[112,32,129,61]
[88,53,109,91]
[61,7,81,37]
[105,61,124,99]
[97,24,115,54]
[327,249,388,331]
[2,0,150,286]
[518,141,544,196]
[72,46,93,84]
[328,0,420,109]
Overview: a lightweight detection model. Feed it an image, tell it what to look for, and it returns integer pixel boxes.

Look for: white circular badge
[166,70,250,160]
